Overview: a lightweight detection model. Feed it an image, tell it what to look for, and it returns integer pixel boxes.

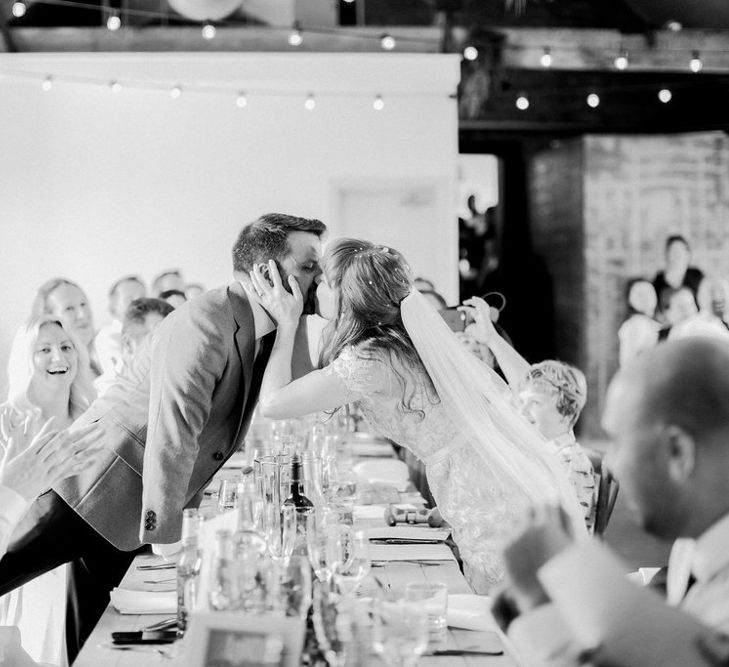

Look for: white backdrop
[0,52,460,391]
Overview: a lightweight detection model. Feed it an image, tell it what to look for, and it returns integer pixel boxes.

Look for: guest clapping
[1,316,102,665]
[496,338,729,666]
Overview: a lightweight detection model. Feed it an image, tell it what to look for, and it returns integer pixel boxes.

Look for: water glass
[333,529,371,596]
[372,598,429,667]
[216,478,238,514]
[404,582,448,650]
[254,456,280,509]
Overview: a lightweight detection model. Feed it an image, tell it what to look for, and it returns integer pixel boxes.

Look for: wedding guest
[159,288,187,309]
[151,269,185,297]
[498,337,729,666]
[0,214,327,649]
[94,275,146,377]
[31,278,102,378]
[0,316,99,666]
[94,297,173,396]
[669,276,729,342]
[618,279,660,367]
[185,283,206,300]
[653,234,704,316]
[463,297,595,529]
[0,423,102,667]
[659,286,699,340]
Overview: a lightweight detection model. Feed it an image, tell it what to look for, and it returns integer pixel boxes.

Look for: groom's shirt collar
[247,295,276,340]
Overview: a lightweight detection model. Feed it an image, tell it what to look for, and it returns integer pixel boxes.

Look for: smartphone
[439,307,467,332]
[111,630,177,645]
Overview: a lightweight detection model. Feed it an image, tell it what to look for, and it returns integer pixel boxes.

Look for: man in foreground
[497,337,729,666]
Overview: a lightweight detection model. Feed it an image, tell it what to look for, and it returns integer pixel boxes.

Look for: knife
[433,649,504,656]
[369,538,443,544]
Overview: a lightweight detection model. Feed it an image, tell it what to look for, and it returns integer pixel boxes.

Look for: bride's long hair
[318,238,435,414]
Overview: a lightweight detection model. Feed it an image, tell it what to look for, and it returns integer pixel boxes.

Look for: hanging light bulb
[586,93,600,108]
[664,20,682,32]
[236,92,248,108]
[343,0,355,3]
[540,47,552,68]
[614,50,629,70]
[690,51,703,73]
[288,22,303,47]
[41,76,53,92]
[106,11,121,31]
[658,88,672,103]
[463,46,478,61]
[380,33,396,51]
[11,2,26,18]
[170,85,182,99]
[110,80,122,93]
[304,94,316,110]
[373,95,384,111]
[202,22,216,40]
[515,93,529,111]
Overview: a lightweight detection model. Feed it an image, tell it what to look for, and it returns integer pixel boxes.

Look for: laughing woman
[0,316,97,666]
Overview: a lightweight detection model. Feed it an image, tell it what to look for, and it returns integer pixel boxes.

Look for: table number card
[185,613,304,667]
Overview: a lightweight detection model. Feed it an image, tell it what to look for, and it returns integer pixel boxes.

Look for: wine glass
[333,529,371,596]
[306,514,339,583]
[372,598,429,667]
[312,580,352,667]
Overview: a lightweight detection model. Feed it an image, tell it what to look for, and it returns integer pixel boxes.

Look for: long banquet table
[73,439,519,667]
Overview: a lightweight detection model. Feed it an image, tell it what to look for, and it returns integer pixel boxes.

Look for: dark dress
[653,267,704,313]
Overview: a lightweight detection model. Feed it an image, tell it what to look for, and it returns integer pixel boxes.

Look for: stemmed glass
[333,529,371,596]
[306,513,339,583]
[372,597,429,667]
[312,580,351,667]
[264,504,294,563]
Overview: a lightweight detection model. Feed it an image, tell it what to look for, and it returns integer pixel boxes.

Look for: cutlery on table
[369,538,443,544]
[433,649,505,656]
[141,618,177,632]
[137,563,176,571]
[143,577,177,584]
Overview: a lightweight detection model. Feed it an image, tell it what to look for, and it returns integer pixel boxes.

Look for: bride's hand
[460,297,499,345]
[249,260,303,329]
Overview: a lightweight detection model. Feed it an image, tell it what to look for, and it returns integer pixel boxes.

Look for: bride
[249,238,584,593]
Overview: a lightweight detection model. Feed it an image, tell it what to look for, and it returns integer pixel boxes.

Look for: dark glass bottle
[282,454,314,557]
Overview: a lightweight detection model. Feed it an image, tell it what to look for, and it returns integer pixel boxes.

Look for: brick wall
[530,132,729,437]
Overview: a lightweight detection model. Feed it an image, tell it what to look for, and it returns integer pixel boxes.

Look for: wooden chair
[585,449,620,537]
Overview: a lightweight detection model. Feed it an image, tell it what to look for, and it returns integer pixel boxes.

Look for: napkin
[110,588,177,615]
[447,594,499,632]
[369,543,454,562]
[354,504,388,520]
[353,460,409,492]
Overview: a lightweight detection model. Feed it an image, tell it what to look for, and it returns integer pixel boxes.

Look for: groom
[0,213,326,652]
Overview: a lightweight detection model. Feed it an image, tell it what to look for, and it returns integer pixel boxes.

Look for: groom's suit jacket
[55,282,271,550]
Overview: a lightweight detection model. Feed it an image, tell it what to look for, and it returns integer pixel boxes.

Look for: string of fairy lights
[4,0,724,112]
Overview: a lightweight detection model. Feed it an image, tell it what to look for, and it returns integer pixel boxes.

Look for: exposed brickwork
[530,132,729,436]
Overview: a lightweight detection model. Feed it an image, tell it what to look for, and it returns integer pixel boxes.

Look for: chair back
[585,448,620,537]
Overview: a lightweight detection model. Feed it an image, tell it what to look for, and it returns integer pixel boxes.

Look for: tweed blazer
[55,282,266,550]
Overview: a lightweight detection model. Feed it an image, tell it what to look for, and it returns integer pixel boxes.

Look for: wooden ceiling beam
[496,28,729,72]
[0,26,443,53]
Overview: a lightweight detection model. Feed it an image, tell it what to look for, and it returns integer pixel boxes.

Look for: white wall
[0,52,460,390]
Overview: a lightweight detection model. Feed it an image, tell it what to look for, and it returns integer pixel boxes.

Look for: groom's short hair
[232,213,327,273]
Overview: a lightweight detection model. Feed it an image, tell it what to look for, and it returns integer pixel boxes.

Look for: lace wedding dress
[327,345,550,593]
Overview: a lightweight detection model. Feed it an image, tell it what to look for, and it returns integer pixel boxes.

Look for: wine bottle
[282,454,314,556]
[282,454,314,511]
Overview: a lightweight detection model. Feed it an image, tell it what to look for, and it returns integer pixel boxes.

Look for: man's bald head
[622,338,729,443]
[603,338,729,540]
